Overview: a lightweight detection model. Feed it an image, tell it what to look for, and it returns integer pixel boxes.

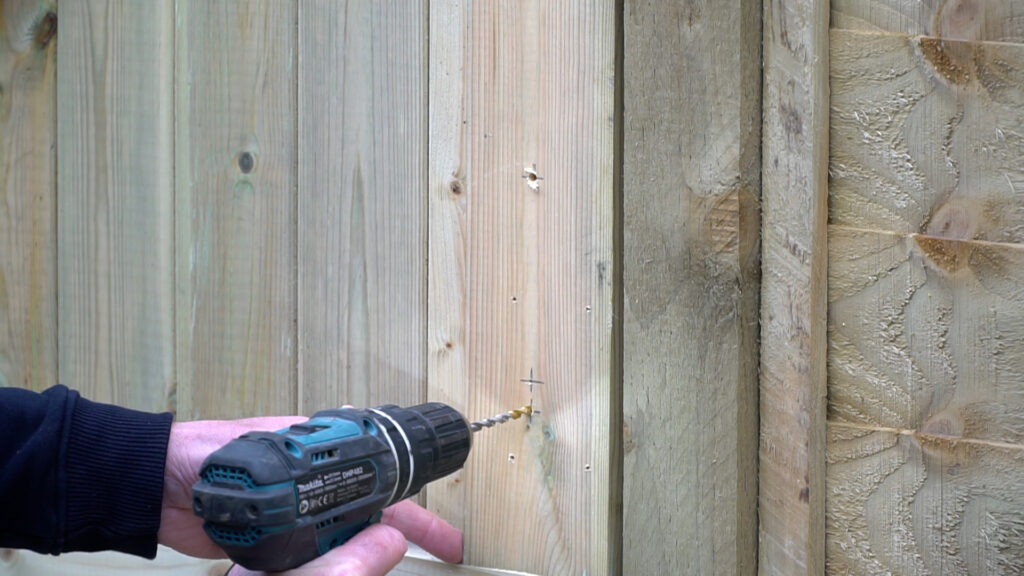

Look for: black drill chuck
[192,402,472,572]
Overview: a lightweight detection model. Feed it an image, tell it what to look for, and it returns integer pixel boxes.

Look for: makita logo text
[297,478,324,493]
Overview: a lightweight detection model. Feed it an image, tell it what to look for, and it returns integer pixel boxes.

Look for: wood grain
[831,30,1024,243]
[832,0,1024,41]
[759,0,830,574]
[622,1,761,574]
[175,0,297,420]
[829,227,1024,439]
[0,0,57,391]
[427,1,617,573]
[56,0,174,411]
[827,23,1024,575]
[827,423,1024,575]
[297,0,426,414]
[827,226,1024,573]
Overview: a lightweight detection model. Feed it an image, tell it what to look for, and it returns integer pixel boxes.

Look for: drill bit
[469,405,533,432]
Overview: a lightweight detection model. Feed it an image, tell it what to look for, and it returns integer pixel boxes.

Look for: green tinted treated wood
[0,0,57,391]
[175,0,297,420]
[832,0,1024,41]
[622,1,761,574]
[825,26,1024,574]
[57,0,174,412]
[297,0,427,414]
[427,1,618,573]
[759,0,830,574]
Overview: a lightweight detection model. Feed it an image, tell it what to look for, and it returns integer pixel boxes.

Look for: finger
[381,500,463,564]
[256,523,407,576]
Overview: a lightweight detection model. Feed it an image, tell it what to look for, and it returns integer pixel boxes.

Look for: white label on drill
[296,461,376,515]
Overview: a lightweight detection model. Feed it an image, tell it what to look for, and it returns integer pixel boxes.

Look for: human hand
[159,418,463,575]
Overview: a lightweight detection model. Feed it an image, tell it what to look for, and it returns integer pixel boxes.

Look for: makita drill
[191,402,530,572]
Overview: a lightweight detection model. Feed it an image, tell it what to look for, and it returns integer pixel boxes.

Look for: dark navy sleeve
[0,385,173,558]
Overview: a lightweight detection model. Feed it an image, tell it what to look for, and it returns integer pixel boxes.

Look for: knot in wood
[34,12,57,48]
[238,151,255,174]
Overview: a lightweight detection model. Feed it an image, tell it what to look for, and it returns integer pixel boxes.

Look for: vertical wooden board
[622,1,761,574]
[427,1,617,574]
[830,30,1024,243]
[826,424,1024,575]
[0,0,57,391]
[297,0,427,413]
[56,0,174,412]
[759,0,830,574]
[175,0,297,420]
[831,0,1024,41]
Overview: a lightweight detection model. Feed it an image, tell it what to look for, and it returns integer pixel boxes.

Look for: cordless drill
[191,402,530,572]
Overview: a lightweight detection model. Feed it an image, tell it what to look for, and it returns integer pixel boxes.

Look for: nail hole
[508,453,517,463]
[511,296,518,303]
[585,305,592,312]
[238,152,255,174]
[584,464,592,472]
[522,165,542,190]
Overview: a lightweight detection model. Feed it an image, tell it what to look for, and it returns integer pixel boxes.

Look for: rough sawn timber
[759,0,830,573]
[622,0,761,574]
[826,26,1024,574]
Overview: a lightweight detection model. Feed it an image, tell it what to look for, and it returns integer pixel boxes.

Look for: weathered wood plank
[828,227,1024,441]
[759,0,830,574]
[832,0,1024,41]
[827,227,1024,574]
[297,0,426,413]
[830,30,1024,243]
[826,423,1024,575]
[427,1,617,573]
[56,0,174,411]
[827,23,1024,574]
[175,0,297,420]
[0,0,57,391]
[622,1,761,574]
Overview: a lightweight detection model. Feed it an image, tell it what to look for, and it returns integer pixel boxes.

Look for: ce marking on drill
[296,463,375,515]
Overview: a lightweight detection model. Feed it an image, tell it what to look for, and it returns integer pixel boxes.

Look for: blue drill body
[191,403,472,572]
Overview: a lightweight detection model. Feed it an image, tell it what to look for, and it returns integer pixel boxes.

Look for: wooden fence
[2,1,1023,575]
